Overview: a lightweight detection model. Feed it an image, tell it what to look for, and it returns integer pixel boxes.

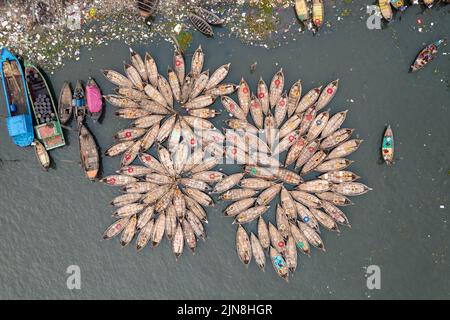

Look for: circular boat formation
[217,71,371,281]
[101,47,232,257]
[100,46,371,281]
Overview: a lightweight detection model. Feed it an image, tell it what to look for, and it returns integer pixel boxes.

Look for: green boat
[24,63,65,151]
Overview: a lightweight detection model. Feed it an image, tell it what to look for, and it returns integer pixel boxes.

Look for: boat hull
[24,63,66,151]
[86,78,103,122]
[0,48,34,147]
[382,125,394,165]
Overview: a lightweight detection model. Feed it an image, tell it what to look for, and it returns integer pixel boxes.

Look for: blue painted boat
[1,48,34,147]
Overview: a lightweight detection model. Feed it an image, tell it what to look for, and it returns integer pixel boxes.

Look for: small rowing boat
[192,6,223,25]
[25,62,65,150]
[189,13,214,37]
[86,77,103,122]
[33,139,50,170]
[382,125,394,165]
[79,124,99,181]
[0,48,34,147]
[312,0,324,32]
[58,82,72,125]
[410,39,446,73]
[295,0,311,26]
[73,80,87,126]
[378,0,393,21]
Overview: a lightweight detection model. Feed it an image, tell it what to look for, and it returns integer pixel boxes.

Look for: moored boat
[378,0,393,21]
[312,0,324,32]
[410,39,446,73]
[192,6,223,25]
[295,0,311,26]
[24,62,65,151]
[73,80,87,126]
[58,82,72,125]
[382,125,394,165]
[86,77,103,122]
[189,13,214,37]
[0,48,34,147]
[136,0,159,18]
[33,139,50,170]
[79,124,99,181]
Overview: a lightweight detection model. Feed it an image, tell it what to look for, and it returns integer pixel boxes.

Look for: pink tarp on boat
[86,84,102,113]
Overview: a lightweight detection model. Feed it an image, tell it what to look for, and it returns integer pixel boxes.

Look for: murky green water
[0,3,449,299]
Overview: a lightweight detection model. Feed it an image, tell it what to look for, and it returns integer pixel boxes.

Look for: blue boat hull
[1,48,34,147]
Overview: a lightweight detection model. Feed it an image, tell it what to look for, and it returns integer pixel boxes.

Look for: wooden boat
[0,48,34,147]
[312,0,324,31]
[192,6,223,25]
[24,63,65,151]
[73,80,87,126]
[137,0,159,18]
[269,246,289,282]
[58,82,72,125]
[378,0,393,21]
[86,78,103,122]
[382,125,394,165]
[33,139,50,170]
[410,39,446,73]
[189,13,214,37]
[79,124,99,181]
[295,0,311,25]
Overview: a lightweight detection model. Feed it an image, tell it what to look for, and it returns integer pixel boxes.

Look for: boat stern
[6,114,34,147]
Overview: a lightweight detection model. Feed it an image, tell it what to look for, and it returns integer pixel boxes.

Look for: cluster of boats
[294,0,324,34]
[378,0,449,21]
[0,47,103,177]
[205,70,372,281]
[101,46,234,256]
[188,6,224,37]
[136,1,223,38]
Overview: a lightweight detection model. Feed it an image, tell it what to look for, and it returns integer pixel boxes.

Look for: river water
[0,3,449,299]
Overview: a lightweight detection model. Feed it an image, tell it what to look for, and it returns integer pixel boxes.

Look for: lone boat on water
[382,125,394,165]
[73,80,87,126]
[79,124,100,181]
[24,63,65,150]
[0,48,34,147]
[58,82,72,125]
[410,39,446,73]
[86,77,103,122]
